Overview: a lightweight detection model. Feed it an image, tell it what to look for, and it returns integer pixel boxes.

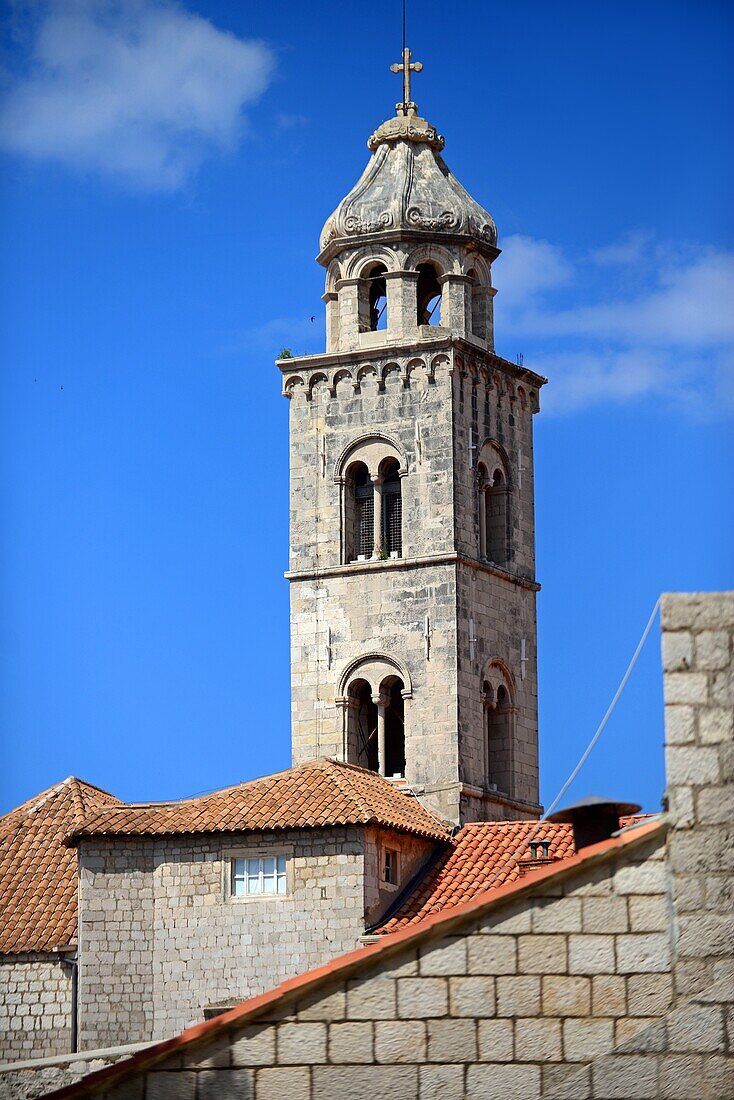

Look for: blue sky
[1,0,732,816]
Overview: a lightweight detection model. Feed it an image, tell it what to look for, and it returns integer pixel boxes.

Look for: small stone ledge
[285,551,540,592]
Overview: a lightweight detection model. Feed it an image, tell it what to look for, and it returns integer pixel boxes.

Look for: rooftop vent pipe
[546,796,641,852]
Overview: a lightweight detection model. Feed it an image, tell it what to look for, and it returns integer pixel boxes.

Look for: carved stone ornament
[367,117,445,152]
[406,206,460,232]
[344,210,393,235]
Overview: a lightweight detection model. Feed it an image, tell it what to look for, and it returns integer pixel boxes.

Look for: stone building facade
[10,590,727,1100]
[283,93,545,824]
[75,822,434,1049]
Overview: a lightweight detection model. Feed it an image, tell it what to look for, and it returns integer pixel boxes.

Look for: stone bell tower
[280,52,545,824]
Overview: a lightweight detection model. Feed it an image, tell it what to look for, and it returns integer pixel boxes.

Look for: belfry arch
[339,655,412,779]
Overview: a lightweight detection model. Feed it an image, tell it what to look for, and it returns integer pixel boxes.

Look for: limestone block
[276,1021,327,1064]
[667,745,721,786]
[518,934,569,975]
[614,1017,667,1053]
[467,935,517,975]
[514,1016,562,1061]
[297,985,346,1021]
[662,632,694,672]
[664,705,696,745]
[466,1063,540,1100]
[231,1026,277,1067]
[448,975,496,1017]
[312,1064,417,1100]
[695,631,730,670]
[374,1019,427,1063]
[582,896,629,934]
[541,976,591,1017]
[476,1018,514,1061]
[658,1054,704,1100]
[668,1003,726,1053]
[562,1017,615,1061]
[419,936,467,976]
[626,973,673,1017]
[531,896,582,934]
[196,1069,255,1100]
[146,1072,196,1100]
[327,1021,373,1063]
[418,1064,465,1099]
[346,977,397,1019]
[568,933,616,974]
[541,1062,592,1100]
[255,1066,310,1100]
[591,1053,659,1099]
[496,975,541,1017]
[397,977,448,1018]
[616,933,670,974]
[664,672,709,706]
[613,860,666,896]
[426,1017,477,1062]
[699,706,734,745]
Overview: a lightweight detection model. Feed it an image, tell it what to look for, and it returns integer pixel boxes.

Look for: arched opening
[483,679,514,795]
[486,467,508,564]
[468,269,487,341]
[416,263,442,326]
[367,263,388,331]
[345,461,374,562]
[380,457,402,558]
[348,679,378,771]
[382,676,406,778]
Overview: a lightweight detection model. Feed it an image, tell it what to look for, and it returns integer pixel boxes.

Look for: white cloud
[0,1,275,190]
[493,234,734,417]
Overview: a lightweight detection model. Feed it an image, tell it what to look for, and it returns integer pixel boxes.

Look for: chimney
[546,796,641,852]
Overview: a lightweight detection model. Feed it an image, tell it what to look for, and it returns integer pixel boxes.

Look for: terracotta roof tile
[376,815,646,933]
[0,778,120,955]
[68,759,450,845]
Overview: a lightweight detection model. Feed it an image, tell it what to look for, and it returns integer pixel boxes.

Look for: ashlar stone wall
[78,827,674,1100]
[77,825,433,1052]
[0,956,73,1062]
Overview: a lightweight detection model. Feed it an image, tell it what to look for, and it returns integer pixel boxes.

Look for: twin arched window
[347,676,405,778]
[344,453,402,563]
[477,449,509,566]
[482,672,515,796]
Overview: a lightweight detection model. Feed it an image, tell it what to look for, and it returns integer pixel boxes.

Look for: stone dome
[319,111,498,259]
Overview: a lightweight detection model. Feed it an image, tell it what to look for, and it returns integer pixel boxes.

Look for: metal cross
[390,48,423,114]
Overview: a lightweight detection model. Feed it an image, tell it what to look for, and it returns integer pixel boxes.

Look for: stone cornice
[285,551,540,592]
[277,337,548,391]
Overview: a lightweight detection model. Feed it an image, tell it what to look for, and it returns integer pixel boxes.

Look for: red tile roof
[376,819,576,933]
[67,759,450,845]
[44,817,666,1099]
[0,778,120,955]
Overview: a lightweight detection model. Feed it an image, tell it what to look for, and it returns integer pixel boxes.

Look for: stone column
[439,273,472,337]
[375,696,387,777]
[336,278,362,352]
[478,483,487,559]
[384,270,419,340]
[322,290,339,353]
[372,475,383,558]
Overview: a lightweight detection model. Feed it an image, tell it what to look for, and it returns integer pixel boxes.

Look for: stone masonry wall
[285,339,542,823]
[78,828,675,1099]
[0,956,73,1062]
[77,825,432,1053]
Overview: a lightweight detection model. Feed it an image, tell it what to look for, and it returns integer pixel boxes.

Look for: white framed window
[382,847,399,886]
[231,855,287,897]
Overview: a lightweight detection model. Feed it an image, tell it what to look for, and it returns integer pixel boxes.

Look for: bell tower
[280,56,545,824]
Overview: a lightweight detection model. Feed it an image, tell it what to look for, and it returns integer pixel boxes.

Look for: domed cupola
[318,50,501,356]
[319,111,497,257]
